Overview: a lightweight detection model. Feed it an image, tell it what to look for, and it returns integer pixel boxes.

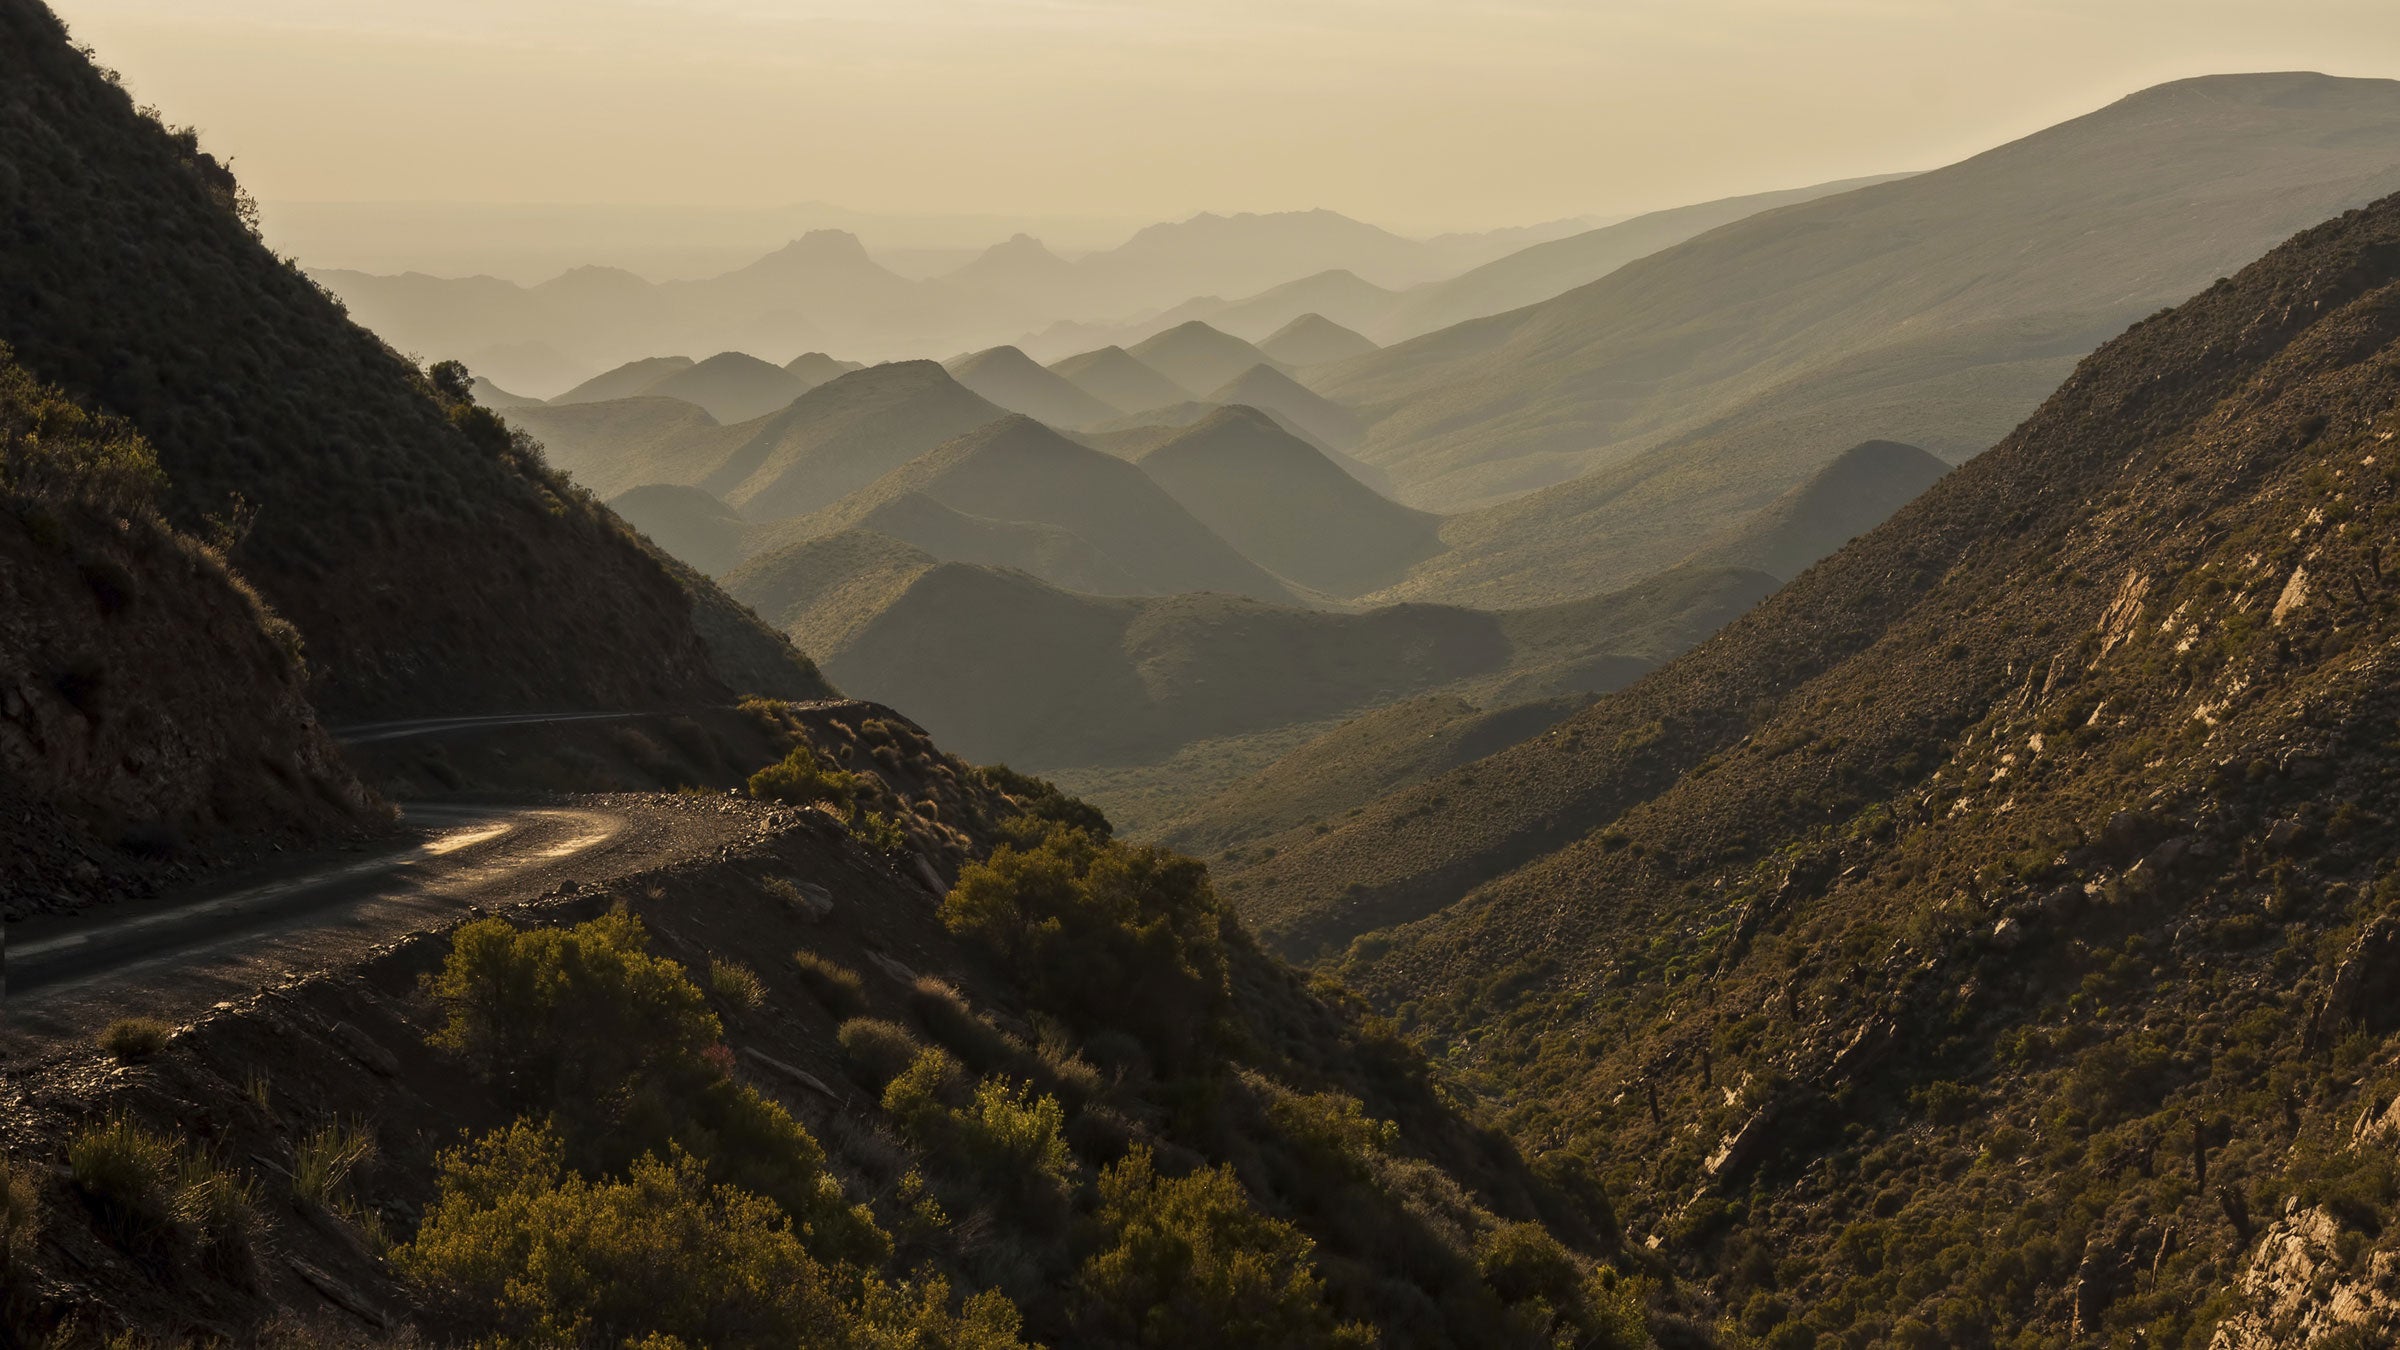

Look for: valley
[8,0,2400,1342]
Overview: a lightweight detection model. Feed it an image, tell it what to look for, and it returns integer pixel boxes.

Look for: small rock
[332,1022,399,1078]
[2267,819,2309,853]
[1991,917,2024,949]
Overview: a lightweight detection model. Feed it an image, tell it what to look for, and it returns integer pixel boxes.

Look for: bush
[710,960,766,1012]
[749,744,862,812]
[1265,1090,1397,1184]
[427,913,879,1258]
[906,977,1020,1074]
[883,1050,1073,1219]
[396,1121,848,1348]
[979,764,1113,842]
[0,344,164,509]
[1075,1146,1368,1349]
[851,810,911,856]
[942,826,1228,1068]
[793,950,867,1017]
[98,1017,171,1062]
[854,1275,1032,1350]
[840,1019,929,1090]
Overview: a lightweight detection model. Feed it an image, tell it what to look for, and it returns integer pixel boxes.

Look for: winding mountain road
[0,793,765,1051]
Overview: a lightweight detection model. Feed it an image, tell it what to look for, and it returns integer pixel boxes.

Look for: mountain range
[1312,74,2400,608]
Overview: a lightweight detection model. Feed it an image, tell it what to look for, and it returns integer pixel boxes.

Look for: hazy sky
[49,0,2400,245]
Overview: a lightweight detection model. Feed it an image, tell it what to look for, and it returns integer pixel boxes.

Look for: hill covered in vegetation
[0,4,825,717]
[1227,190,2400,1346]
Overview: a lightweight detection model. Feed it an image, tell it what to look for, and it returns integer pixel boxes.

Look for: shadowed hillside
[0,346,376,911]
[502,397,723,500]
[554,354,696,405]
[640,350,809,422]
[783,350,862,385]
[708,361,1010,521]
[1159,693,1589,856]
[795,415,1294,601]
[1683,439,1950,581]
[943,345,1120,428]
[1133,406,1441,597]
[1046,344,1193,415]
[728,529,1766,773]
[1128,321,1283,398]
[1209,363,1366,451]
[1260,312,1381,367]
[0,9,824,716]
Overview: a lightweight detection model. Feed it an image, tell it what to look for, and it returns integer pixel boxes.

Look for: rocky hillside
[0,3,821,717]
[0,346,376,914]
[0,701,1641,1348]
[1237,193,2400,1344]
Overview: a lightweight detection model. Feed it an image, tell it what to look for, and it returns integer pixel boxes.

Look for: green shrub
[942,826,1228,1068]
[749,744,862,812]
[839,1018,928,1090]
[851,811,911,856]
[853,1275,1032,1349]
[395,1121,848,1348]
[1074,1146,1368,1349]
[0,344,164,509]
[979,764,1113,842]
[883,1049,1073,1219]
[710,959,766,1012]
[427,913,880,1259]
[428,911,719,1103]
[98,1017,171,1062]
[793,950,867,1016]
[906,977,1020,1074]
[1265,1090,1397,1183]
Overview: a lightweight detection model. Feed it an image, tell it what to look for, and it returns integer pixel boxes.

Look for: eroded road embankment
[0,793,768,1053]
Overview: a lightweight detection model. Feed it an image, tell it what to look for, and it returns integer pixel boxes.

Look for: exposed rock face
[2212,1205,2400,1348]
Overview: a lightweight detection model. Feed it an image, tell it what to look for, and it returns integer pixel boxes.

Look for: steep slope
[0,346,374,912]
[711,361,1010,522]
[608,483,749,577]
[1127,322,1283,398]
[1374,173,1913,341]
[1326,73,2400,517]
[1260,312,1381,367]
[1047,345,1193,415]
[1240,188,2400,1348]
[942,345,1121,429]
[1158,694,1587,856]
[797,415,1293,601]
[640,350,809,423]
[501,397,725,500]
[1208,364,1366,451]
[1682,439,1950,582]
[0,10,821,716]
[553,354,696,406]
[1133,406,1442,597]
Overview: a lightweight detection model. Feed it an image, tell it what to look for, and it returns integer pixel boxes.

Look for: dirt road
[0,793,768,1051]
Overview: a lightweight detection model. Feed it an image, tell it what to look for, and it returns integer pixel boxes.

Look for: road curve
[0,794,759,1051]
[330,709,699,745]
